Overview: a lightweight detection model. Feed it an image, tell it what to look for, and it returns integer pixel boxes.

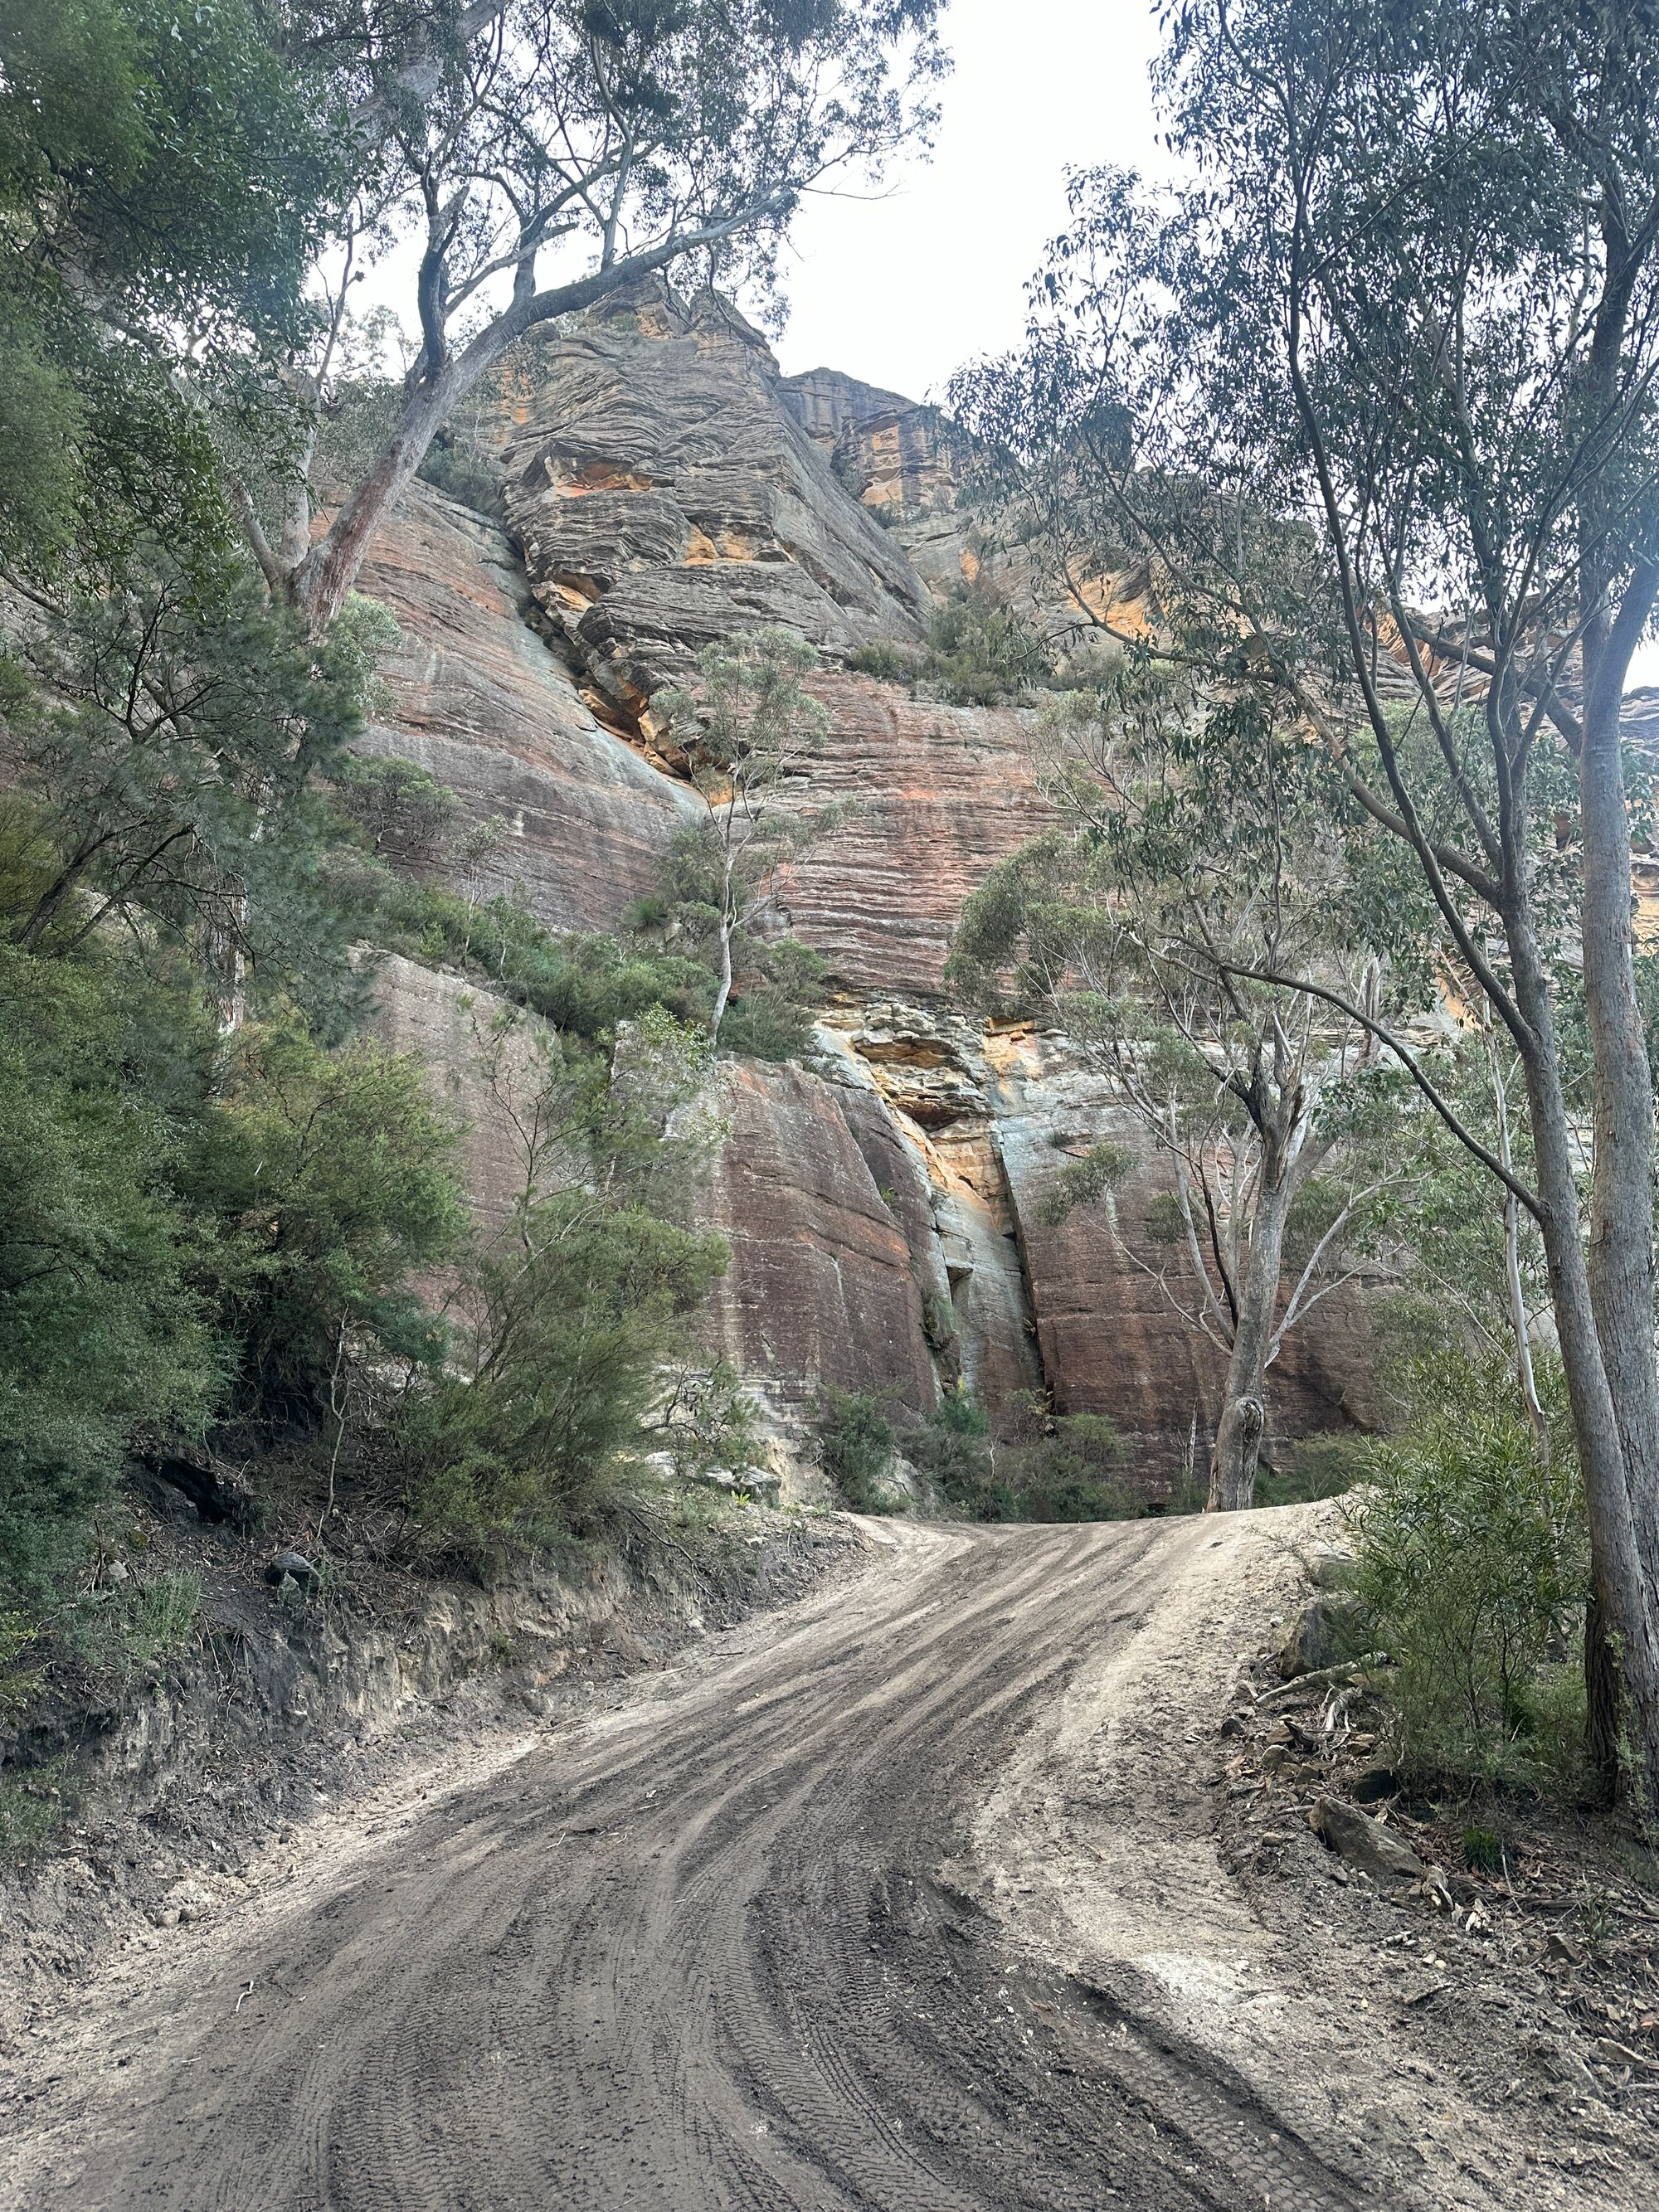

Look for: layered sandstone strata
[357,484,696,928]
[491,286,930,744]
[350,298,1379,1500]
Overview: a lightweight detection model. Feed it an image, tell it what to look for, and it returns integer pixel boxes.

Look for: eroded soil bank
[0,1474,859,2044]
[3,1507,1653,2210]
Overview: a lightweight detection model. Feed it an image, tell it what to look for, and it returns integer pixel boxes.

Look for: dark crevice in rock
[989,1120,1052,1412]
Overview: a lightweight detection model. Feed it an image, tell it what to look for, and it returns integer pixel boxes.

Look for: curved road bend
[26,1518,1365,2211]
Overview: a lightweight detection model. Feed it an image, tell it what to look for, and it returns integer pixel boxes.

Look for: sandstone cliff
[353,286,1376,1497]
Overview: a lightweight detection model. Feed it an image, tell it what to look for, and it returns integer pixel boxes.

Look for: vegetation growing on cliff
[849,589,1053,704]
[655,627,840,1057]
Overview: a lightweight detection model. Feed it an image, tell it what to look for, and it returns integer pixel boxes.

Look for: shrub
[718,986,815,1061]
[848,596,1054,706]
[0,946,217,1594]
[1349,1355,1587,1783]
[190,1016,468,1422]
[332,756,456,862]
[815,1388,898,1510]
[370,876,713,1039]
[1039,1142,1134,1227]
[713,936,829,1064]
[907,1391,1142,1521]
[1257,1430,1374,1506]
[915,595,1053,705]
[848,638,922,684]
[1462,1825,1503,1874]
[658,1361,765,1482]
[1011,1412,1141,1522]
[902,1388,991,1504]
[402,1197,730,1556]
[120,1569,202,1669]
[0,1759,75,1865]
[416,435,505,517]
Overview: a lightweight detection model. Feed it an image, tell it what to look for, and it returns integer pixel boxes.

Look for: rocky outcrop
[366,954,543,1242]
[358,482,696,930]
[348,300,1380,1504]
[818,1007,1044,1419]
[367,960,955,1456]
[778,362,1142,641]
[489,284,930,746]
[781,367,959,529]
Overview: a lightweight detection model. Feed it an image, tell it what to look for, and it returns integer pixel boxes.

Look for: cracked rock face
[492,284,930,742]
[352,299,1380,1500]
[357,482,698,926]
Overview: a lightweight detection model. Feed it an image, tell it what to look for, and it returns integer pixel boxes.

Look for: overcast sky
[771,0,1164,403]
[768,2,1659,690]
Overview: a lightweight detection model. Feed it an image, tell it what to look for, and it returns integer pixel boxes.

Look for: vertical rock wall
[353,293,1379,1502]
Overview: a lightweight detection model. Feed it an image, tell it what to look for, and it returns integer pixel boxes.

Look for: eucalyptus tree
[0,0,336,592]
[2,2,944,632]
[951,668,1418,1509]
[951,0,1659,1800]
[232,0,946,632]
[658,625,833,1041]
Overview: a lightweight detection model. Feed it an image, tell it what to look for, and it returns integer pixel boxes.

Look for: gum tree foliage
[191,1014,469,1422]
[0,566,395,1017]
[657,625,836,1042]
[216,0,946,631]
[0,946,218,1591]
[0,4,407,1016]
[2,4,944,630]
[949,0,1659,1808]
[0,0,338,594]
[951,667,1418,1510]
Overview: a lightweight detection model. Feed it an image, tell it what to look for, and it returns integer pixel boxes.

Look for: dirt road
[0,1514,1622,2211]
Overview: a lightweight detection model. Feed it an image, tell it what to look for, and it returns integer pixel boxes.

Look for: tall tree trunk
[1508,902,1659,1810]
[1577,671,1659,1806]
[1578,683,1659,1553]
[292,366,469,636]
[1208,1171,1291,1512]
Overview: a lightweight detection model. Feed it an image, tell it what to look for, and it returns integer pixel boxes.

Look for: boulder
[1306,1544,1358,1592]
[1308,1795,1425,1882]
[265,1552,324,1597]
[1275,1591,1369,1679]
[684,1466,782,1505]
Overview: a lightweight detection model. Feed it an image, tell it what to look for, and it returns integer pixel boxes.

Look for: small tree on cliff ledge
[951,671,1417,1510]
[657,627,834,1043]
[949,0,1659,1802]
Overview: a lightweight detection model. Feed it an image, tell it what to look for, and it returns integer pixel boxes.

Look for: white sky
[766,5,1659,690]
[771,0,1164,404]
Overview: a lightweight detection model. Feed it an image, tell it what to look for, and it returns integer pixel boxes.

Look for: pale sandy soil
[2,1509,1652,2210]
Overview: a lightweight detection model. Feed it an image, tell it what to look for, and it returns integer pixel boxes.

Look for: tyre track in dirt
[2,1516,1370,2211]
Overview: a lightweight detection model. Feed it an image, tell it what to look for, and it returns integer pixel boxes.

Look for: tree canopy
[950,0,1659,1802]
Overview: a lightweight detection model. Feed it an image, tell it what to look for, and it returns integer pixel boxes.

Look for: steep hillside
[352,282,1378,1493]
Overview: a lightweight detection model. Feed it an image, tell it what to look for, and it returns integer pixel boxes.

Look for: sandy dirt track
[0,1514,1571,2210]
